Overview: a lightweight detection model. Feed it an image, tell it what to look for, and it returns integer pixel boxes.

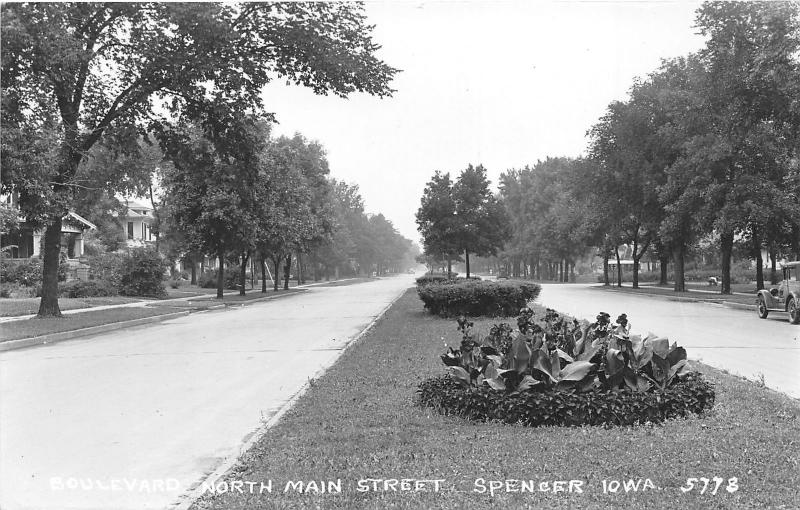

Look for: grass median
[191,289,799,510]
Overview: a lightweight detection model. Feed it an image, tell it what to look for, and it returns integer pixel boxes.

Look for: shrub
[118,248,167,298]
[4,258,43,286]
[419,309,714,427]
[417,280,540,317]
[169,279,181,289]
[199,270,218,289]
[198,268,240,290]
[415,274,454,286]
[225,265,243,290]
[59,279,118,298]
[88,252,127,288]
[417,374,714,427]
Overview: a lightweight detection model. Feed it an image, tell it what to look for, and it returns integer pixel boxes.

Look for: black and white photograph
[1,1,799,509]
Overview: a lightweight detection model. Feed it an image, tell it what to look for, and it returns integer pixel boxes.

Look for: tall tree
[690,1,800,294]
[1,2,396,316]
[451,165,510,278]
[416,172,460,274]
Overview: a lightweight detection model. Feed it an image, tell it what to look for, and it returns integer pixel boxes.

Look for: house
[1,194,96,261]
[121,199,156,247]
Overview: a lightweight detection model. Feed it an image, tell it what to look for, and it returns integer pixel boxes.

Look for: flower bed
[416,280,540,317]
[417,309,714,427]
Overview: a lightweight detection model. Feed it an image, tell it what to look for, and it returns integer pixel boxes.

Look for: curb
[169,288,408,510]
[0,290,307,353]
[722,301,755,311]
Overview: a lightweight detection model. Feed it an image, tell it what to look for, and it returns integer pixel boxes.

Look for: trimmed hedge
[417,280,540,317]
[59,279,118,298]
[417,373,715,427]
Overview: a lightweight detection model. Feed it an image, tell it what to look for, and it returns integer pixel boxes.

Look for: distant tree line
[420,2,800,295]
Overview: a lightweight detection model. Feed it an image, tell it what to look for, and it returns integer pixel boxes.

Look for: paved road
[536,283,800,399]
[0,276,413,510]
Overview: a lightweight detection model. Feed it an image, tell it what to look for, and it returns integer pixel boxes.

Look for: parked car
[756,261,800,324]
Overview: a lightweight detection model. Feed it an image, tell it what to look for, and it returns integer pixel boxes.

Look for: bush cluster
[417,374,714,427]
[198,268,240,290]
[118,248,167,298]
[59,279,118,298]
[417,280,540,317]
[418,308,714,427]
[1,257,69,286]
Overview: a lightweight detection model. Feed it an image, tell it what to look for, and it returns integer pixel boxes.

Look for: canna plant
[439,308,695,396]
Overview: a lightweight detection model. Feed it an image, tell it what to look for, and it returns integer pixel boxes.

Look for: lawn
[594,284,757,306]
[191,289,799,510]
[0,307,186,342]
[0,295,145,317]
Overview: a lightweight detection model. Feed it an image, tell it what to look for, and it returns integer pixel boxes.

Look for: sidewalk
[0,279,359,351]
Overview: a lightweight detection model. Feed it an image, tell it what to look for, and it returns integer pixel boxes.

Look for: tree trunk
[659,254,669,285]
[148,182,160,253]
[296,252,302,286]
[465,249,470,278]
[239,251,249,296]
[447,259,452,276]
[753,230,763,291]
[272,256,281,291]
[190,254,197,285]
[615,245,622,287]
[559,259,564,282]
[631,235,640,289]
[603,253,609,286]
[260,257,268,293]
[769,245,778,285]
[720,231,734,295]
[216,251,225,299]
[673,244,685,292]
[283,254,292,291]
[37,217,63,317]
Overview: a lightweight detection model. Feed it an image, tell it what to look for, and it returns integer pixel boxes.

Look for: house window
[128,222,134,240]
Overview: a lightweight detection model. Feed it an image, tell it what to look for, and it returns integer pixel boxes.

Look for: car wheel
[789,298,800,325]
[757,296,769,319]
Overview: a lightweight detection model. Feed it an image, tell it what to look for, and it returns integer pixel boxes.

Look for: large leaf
[577,340,600,362]
[668,359,689,380]
[514,375,542,393]
[667,346,687,366]
[532,348,558,383]
[556,348,574,363]
[650,354,670,385]
[511,335,532,373]
[447,366,470,387]
[558,360,595,382]
[623,368,652,392]
[605,348,625,376]
[648,336,671,358]
[485,376,506,391]
[484,361,498,380]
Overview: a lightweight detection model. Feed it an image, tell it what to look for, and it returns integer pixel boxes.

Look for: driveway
[0,276,413,510]
[536,283,800,399]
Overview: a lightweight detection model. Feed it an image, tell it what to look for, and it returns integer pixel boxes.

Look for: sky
[261,0,709,245]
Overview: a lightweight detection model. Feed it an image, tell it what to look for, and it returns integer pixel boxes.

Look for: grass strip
[0,296,145,317]
[592,284,757,306]
[191,289,799,510]
[0,307,185,342]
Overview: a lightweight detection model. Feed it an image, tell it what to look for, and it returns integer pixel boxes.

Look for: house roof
[62,212,97,231]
